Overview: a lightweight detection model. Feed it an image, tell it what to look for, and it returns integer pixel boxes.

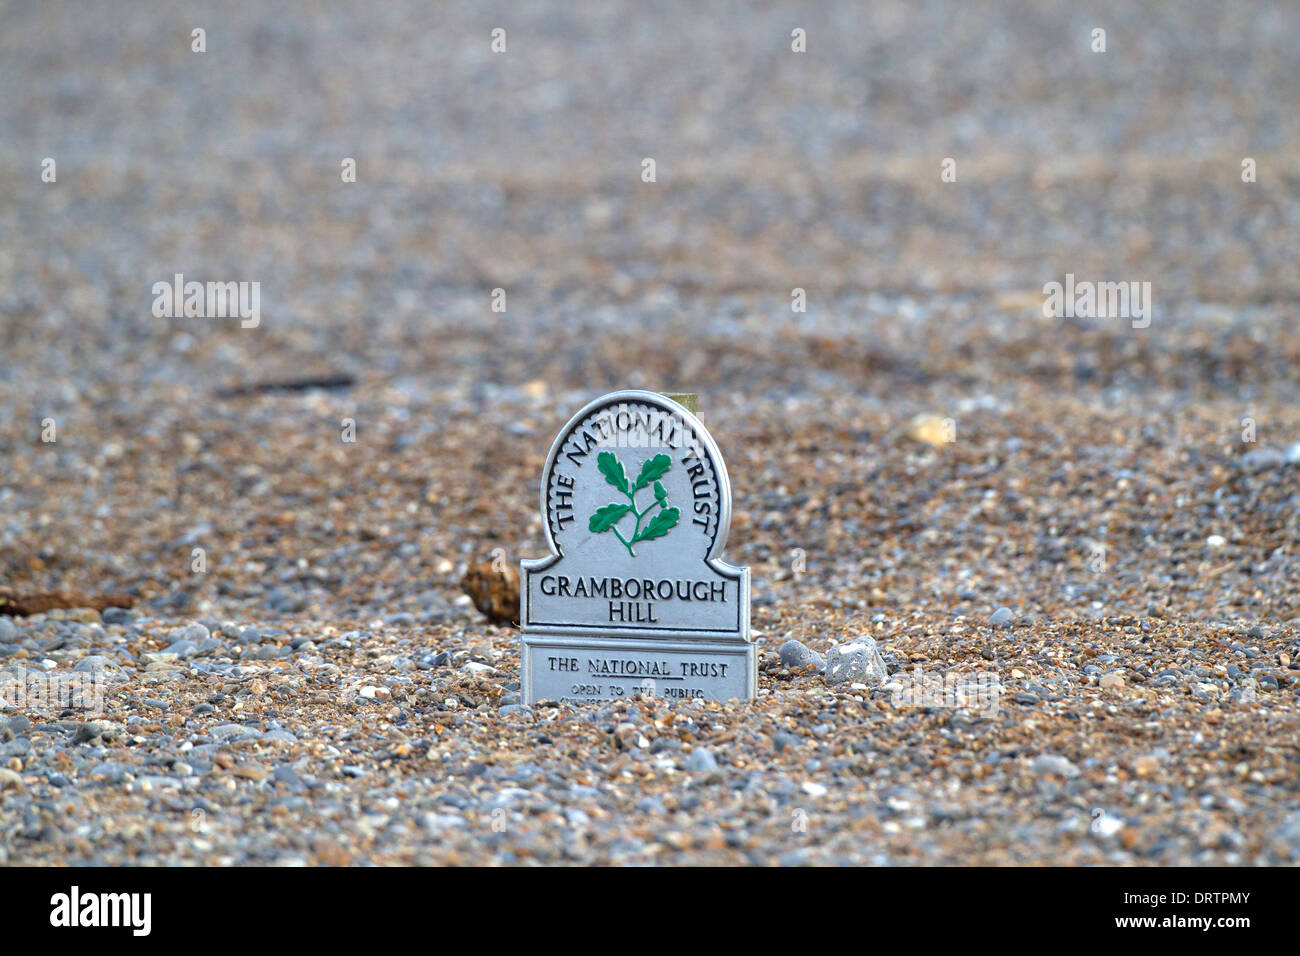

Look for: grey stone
[773,730,801,752]
[1030,754,1080,777]
[101,607,132,625]
[135,774,181,790]
[210,724,261,741]
[273,765,304,790]
[419,813,466,832]
[1238,448,1283,472]
[989,607,1015,627]
[1275,811,1300,860]
[6,715,32,733]
[824,638,889,686]
[684,748,718,773]
[267,588,308,613]
[88,761,134,783]
[166,622,209,646]
[0,618,18,644]
[779,638,825,671]
[73,720,124,744]
[73,655,119,674]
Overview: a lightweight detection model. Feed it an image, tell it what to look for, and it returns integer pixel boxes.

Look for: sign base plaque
[523,635,757,703]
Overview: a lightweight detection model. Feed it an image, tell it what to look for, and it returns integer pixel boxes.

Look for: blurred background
[2,0,1299,628]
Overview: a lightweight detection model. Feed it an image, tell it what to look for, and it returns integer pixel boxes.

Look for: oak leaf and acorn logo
[588,451,679,557]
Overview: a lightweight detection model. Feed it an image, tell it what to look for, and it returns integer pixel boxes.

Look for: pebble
[73,655,118,674]
[273,765,305,790]
[779,639,825,672]
[684,748,719,773]
[88,762,133,784]
[615,723,648,749]
[73,721,124,745]
[166,623,209,646]
[1031,754,1080,778]
[989,607,1015,627]
[824,638,889,685]
[773,730,802,752]
[1131,753,1164,778]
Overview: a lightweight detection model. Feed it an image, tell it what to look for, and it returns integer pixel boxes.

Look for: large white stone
[824,638,888,686]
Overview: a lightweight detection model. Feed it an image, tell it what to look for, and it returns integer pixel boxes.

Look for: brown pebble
[0,588,134,617]
[1131,755,1160,778]
[461,560,520,625]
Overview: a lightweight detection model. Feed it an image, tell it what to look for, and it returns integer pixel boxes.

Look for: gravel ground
[1,1,1299,865]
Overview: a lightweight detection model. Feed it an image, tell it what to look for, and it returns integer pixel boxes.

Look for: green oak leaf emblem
[588,451,679,556]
